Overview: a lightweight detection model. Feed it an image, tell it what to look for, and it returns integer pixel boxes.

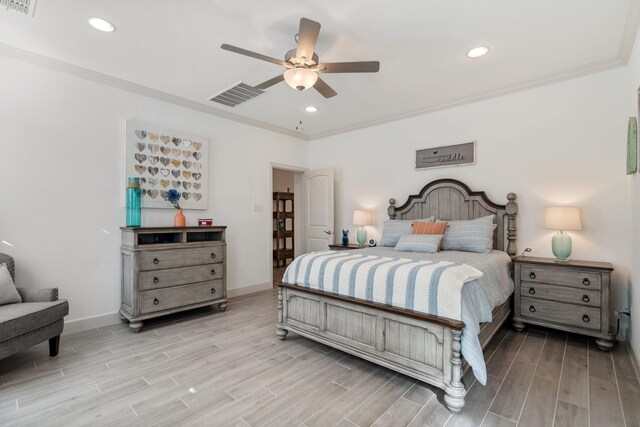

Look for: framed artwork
[416,141,476,170]
[125,120,209,209]
[628,117,637,175]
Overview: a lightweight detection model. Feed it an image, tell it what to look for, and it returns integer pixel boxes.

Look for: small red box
[198,219,213,226]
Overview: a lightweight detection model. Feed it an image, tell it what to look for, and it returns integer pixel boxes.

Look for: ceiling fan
[221,17,380,99]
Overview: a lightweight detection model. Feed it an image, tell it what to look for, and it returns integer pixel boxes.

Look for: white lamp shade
[544,206,582,231]
[352,209,371,226]
[283,68,318,91]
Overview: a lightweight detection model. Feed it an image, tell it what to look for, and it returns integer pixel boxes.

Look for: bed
[276,179,518,413]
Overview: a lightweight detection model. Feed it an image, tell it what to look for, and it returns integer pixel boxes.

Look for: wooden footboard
[276,285,467,413]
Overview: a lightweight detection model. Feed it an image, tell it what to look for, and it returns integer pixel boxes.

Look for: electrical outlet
[615,308,631,317]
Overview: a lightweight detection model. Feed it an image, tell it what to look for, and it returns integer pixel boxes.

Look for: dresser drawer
[520,282,601,307]
[140,280,223,314]
[520,297,601,331]
[520,266,601,290]
[139,264,223,291]
[140,247,223,270]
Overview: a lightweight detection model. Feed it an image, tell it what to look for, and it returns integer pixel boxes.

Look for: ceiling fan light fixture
[467,46,489,58]
[89,17,116,33]
[284,67,318,91]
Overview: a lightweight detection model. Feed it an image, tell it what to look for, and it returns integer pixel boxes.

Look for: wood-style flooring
[1,288,638,426]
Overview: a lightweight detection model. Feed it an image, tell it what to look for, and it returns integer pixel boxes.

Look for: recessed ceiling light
[305,106,319,113]
[467,46,489,58]
[88,17,116,33]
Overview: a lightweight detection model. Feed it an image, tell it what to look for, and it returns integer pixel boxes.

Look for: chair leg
[49,335,60,357]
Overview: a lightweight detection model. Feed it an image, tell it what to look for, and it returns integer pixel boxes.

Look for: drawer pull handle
[528,287,536,295]
[153,277,159,284]
[153,298,159,305]
[210,288,216,294]
[153,258,159,265]
[582,294,590,303]
[211,269,216,276]
[529,272,536,280]
[529,305,536,313]
[582,278,590,286]
[582,314,590,323]
[211,252,216,259]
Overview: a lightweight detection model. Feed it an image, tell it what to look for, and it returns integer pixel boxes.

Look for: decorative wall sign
[125,121,208,209]
[416,141,476,170]
[628,117,637,175]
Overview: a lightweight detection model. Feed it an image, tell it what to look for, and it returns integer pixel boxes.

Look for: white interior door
[304,168,334,252]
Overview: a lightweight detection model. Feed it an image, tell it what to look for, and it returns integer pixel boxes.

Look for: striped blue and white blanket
[283,251,483,321]
[282,250,493,384]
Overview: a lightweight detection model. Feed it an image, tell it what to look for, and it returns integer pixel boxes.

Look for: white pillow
[394,234,443,253]
[440,215,495,253]
[381,216,434,247]
[0,263,21,305]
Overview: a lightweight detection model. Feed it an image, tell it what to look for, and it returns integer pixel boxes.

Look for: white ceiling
[1,0,638,139]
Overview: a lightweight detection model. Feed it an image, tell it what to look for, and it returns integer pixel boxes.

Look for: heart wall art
[125,121,209,209]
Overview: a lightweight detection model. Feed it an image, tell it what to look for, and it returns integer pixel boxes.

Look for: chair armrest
[16,287,59,302]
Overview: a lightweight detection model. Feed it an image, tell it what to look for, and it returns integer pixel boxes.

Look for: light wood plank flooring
[1,288,638,426]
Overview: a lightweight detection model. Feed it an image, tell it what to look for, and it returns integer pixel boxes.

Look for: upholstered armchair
[0,253,69,360]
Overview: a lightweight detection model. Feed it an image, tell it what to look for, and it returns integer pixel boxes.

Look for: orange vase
[174,209,186,227]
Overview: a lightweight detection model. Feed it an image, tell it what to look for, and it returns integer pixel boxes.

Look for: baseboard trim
[63,312,121,335]
[228,282,272,298]
[62,283,273,335]
[628,339,640,379]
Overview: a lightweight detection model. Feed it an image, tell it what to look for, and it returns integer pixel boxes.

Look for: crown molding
[0,42,310,141]
[618,0,640,63]
[309,56,626,141]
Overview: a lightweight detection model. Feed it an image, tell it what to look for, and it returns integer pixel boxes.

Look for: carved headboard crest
[387,179,518,256]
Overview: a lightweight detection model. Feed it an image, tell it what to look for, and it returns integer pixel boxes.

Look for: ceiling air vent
[1,0,37,16]
[209,82,264,108]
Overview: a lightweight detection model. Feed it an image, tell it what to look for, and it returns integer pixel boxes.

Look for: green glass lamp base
[552,232,572,261]
[356,227,367,247]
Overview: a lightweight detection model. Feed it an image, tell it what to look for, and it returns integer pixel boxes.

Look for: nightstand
[512,256,614,350]
[328,244,366,251]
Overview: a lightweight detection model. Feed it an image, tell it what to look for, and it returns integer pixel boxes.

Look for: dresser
[512,256,614,350]
[120,227,227,332]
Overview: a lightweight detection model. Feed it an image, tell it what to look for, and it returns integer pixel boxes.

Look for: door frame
[270,163,307,288]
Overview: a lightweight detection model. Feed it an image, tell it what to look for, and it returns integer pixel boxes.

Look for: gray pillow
[394,234,443,253]
[441,215,495,253]
[0,263,21,305]
[381,216,434,247]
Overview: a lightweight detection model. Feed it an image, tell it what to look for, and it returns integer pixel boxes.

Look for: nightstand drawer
[520,282,601,307]
[520,297,601,331]
[520,266,601,290]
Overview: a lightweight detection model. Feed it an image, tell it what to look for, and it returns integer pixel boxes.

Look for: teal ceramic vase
[126,177,141,227]
[356,227,367,247]
[551,231,572,261]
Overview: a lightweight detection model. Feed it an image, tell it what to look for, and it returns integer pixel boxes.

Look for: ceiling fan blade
[254,74,285,90]
[221,44,286,67]
[313,77,337,98]
[317,61,380,73]
[296,18,321,62]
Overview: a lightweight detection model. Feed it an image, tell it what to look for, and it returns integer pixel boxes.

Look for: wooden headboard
[387,179,518,256]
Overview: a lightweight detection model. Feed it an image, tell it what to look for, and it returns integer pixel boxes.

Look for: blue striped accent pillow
[441,215,495,253]
[381,216,434,247]
[394,234,443,253]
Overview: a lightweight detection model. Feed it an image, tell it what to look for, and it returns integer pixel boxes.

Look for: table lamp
[352,210,371,247]
[544,206,582,261]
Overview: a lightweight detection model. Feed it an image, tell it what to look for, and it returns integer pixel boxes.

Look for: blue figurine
[342,230,349,245]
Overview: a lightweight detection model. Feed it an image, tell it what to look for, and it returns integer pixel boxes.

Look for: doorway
[272,166,304,286]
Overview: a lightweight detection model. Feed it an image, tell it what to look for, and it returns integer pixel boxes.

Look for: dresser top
[513,255,613,271]
[121,226,226,231]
